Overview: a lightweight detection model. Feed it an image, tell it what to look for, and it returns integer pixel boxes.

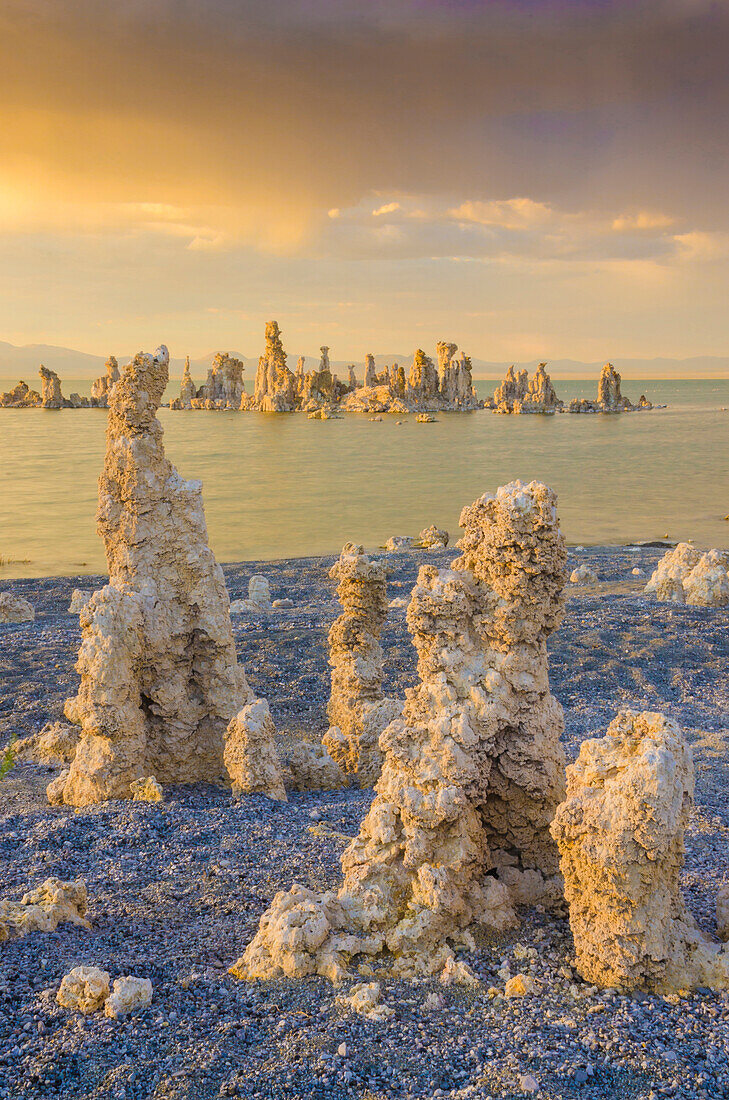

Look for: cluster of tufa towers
[22,345,724,998]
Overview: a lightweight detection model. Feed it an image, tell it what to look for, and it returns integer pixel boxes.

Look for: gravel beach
[1,545,728,1100]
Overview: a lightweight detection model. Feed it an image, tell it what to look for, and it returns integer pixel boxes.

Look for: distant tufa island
[0,320,654,415]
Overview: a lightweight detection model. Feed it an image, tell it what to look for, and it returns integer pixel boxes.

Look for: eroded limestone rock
[551,710,729,992]
[419,525,449,549]
[0,878,89,942]
[14,721,80,766]
[0,593,34,623]
[130,776,163,802]
[57,345,250,806]
[69,589,92,614]
[57,966,111,1014]
[335,981,393,1021]
[717,885,729,942]
[321,544,400,786]
[39,365,66,409]
[224,699,287,801]
[104,976,153,1018]
[570,565,598,585]
[0,380,41,407]
[282,740,344,791]
[645,544,729,606]
[91,356,120,408]
[232,480,568,984]
[384,535,415,552]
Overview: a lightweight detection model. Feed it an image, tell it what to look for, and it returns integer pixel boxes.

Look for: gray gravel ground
[0,545,728,1100]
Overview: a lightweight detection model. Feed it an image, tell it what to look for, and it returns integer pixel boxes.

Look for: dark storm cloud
[1,0,727,226]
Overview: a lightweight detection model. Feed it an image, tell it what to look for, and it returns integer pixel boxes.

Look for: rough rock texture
[224,699,287,801]
[14,721,79,766]
[718,885,729,942]
[233,481,568,984]
[645,543,729,606]
[384,536,415,552]
[419,525,449,549]
[321,544,401,787]
[69,589,92,614]
[492,365,529,412]
[0,593,34,622]
[250,322,297,412]
[104,976,153,1019]
[570,565,598,585]
[57,966,111,1014]
[282,741,344,791]
[197,353,246,408]
[597,362,629,410]
[335,982,393,1021]
[90,356,120,408]
[57,345,251,806]
[520,363,561,413]
[0,380,42,407]
[0,879,89,942]
[130,776,163,802]
[39,365,66,409]
[408,349,439,402]
[491,364,560,414]
[551,710,729,993]
[248,576,272,608]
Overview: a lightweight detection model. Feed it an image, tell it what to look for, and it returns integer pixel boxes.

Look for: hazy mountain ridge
[1,340,728,380]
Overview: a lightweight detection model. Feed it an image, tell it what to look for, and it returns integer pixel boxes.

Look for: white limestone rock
[68,589,92,614]
[104,976,153,1019]
[384,535,415,552]
[570,565,598,585]
[551,710,729,992]
[645,544,729,606]
[56,345,252,806]
[0,593,34,623]
[336,981,393,1021]
[14,721,80,766]
[224,699,287,801]
[282,740,344,791]
[39,365,66,409]
[232,481,567,984]
[0,878,90,942]
[248,575,272,608]
[57,966,111,1014]
[90,356,120,408]
[717,885,729,942]
[130,776,163,802]
[321,543,401,787]
[419,525,449,548]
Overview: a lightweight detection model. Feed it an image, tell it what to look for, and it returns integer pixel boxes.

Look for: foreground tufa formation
[53,345,265,805]
[0,879,90,942]
[644,543,729,607]
[551,710,729,992]
[0,593,35,622]
[322,544,401,786]
[232,481,568,984]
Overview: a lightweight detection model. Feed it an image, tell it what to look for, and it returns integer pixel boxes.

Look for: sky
[0,0,728,364]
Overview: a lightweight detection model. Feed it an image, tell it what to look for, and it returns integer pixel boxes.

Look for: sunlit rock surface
[57,345,251,806]
[322,543,401,787]
[232,481,568,984]
[552,710,729,993]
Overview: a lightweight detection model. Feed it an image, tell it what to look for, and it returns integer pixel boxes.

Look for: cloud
[372,202,401,216]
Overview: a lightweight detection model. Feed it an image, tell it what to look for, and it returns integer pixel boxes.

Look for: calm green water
[1,379,727,579]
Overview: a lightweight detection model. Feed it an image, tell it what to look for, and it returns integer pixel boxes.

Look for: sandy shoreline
[1,544,728,1100]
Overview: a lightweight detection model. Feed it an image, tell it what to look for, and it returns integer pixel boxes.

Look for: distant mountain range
[1,340,728,380]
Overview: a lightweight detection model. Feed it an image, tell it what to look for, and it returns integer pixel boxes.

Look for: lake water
[1,379,727,579]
